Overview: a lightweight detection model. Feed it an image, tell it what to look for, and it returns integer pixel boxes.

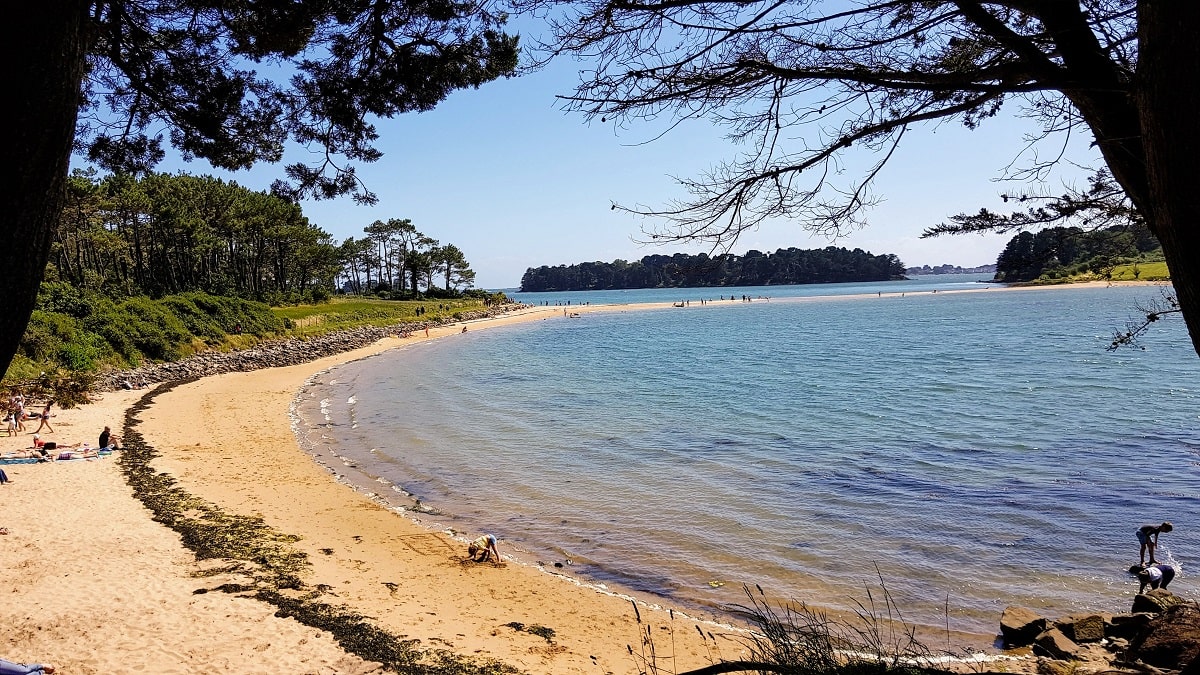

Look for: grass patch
[1109,260,1170,281]
[117,380,521,674]
[273,297,485,337]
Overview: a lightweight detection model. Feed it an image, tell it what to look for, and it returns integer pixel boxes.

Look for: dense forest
[993,224,1161,282]
[55,170,477,303]
[3,171,495,385]
[520,248,906,292]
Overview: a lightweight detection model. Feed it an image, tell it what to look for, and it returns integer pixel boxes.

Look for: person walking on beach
[1137,521,1173,566]
[1138,563,1176,593]
[32,402,53,434]
[467,534,499,563]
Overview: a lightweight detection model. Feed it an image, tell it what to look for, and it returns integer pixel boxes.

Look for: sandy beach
[1,305,746,675]
[1,280,1162,673]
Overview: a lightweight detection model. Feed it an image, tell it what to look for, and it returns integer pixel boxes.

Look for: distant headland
[906,263,997,275]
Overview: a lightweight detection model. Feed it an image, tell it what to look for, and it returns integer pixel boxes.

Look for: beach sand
[3,281,1157,673]
[0,307,741,674]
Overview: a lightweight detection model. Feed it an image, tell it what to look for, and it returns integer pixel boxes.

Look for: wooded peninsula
[519,247,906,292]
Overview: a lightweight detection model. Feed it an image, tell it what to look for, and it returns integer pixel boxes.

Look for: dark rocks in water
[1106,612,1154,641]
[1128,603,1200,670]
[1033,626,1085,661]
[1000,605,1048,647]
[1133,588,1184,615]
[1057,612,1106,643]
[998,592,1200,672]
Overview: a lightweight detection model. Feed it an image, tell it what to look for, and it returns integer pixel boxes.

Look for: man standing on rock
[1138,563,1176,593]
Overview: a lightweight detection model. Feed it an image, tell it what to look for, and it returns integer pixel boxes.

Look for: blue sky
[134,46,1102,290]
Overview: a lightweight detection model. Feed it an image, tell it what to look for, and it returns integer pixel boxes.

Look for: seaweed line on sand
[117,378,521,675]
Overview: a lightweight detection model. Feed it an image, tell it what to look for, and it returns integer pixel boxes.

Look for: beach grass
[632,585,950,675]
[273,297,487,336]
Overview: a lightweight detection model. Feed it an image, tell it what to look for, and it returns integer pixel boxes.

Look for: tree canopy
[52,171,477,303]
[2,0,519,376]
[524,0,1200,356]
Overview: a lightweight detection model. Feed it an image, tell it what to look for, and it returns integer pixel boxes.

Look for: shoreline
[2,280,1172,672]
[107,306,741,673]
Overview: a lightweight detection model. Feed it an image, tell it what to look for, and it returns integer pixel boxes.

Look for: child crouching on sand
[467,534,499,563]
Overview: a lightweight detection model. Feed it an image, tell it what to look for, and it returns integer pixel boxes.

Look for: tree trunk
[0,3,90,376]
[1138,0,1200,357]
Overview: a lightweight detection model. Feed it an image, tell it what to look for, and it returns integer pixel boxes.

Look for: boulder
[1132,588,1183,614]
[1002,605,1050,647]
[1033,627,1084,661]
[1057,613,1106,643]
[1036,657,1076,675]
[1128,603,1200,670]
[1106,613,1154,641]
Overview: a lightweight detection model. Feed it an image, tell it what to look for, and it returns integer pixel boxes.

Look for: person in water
[1138,563,1176,593]
[1137,521,1173,566]
[467,534,499,563]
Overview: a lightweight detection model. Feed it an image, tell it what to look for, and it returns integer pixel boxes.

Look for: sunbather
[0,658,56,674]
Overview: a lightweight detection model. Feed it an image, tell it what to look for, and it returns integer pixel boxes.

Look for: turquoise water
[295,278,1199,640]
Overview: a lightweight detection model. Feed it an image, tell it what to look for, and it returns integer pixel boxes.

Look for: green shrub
[57,340,102,371]
[36,281,100,319]
[112,297,192,361]
[21,311,77,362]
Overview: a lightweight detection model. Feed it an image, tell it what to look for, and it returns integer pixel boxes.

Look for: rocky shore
[92,303,525,392]
[997,589,1198,674]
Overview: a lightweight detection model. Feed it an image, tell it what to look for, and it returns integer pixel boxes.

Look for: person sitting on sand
[467,534,500,563]
[0,468,9,485]
[0,658,56,674]
[99,425,121,450]
[1138,563,1176,593]
[1137,521,1173,566]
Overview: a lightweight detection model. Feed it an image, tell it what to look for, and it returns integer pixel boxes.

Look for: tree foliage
[1,0,518,377]
[993,224,1159,282]
[52,171,478,303]
[55,170,342,301]
[522,0,1200,356]
[520,247,904,291]
[78,0,519,204]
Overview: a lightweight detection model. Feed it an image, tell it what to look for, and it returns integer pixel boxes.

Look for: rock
[1104,636,1129,653]
[1057,613,1106,643]
[1033,627,1084,661]
[1106,613,1154,641]
[1132,588,1183,614]
[1036,657,1076,675]
[1128,603,1200,670]
[1002,605,1050,647]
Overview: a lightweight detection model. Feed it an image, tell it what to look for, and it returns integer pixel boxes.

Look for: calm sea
[294,276,1199,641]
